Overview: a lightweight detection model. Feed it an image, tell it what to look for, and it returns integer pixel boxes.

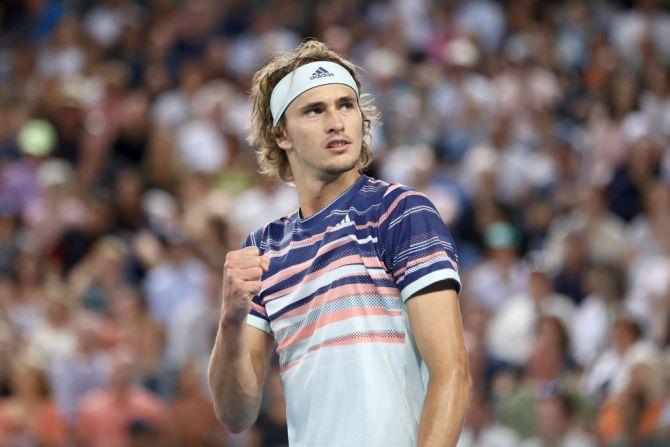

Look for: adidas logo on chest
[333,214,352,229]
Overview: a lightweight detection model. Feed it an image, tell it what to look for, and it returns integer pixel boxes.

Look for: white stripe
[265,263,372,314]
[326,203,381,218]
[396,256,455,283]
[388,206,439,229]
[262,233,378,288]
[246,314,271,334]
[394,237,454,263]
[400,269,461,302]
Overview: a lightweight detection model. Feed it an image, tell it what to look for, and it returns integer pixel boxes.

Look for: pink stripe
[252,302,267,316]
[262,238,381,290]
[353,191,426,230]
[262,256,388,303]
[277,307,403,352]
[314,332,405,349]
[273,284,400,323]
[279,331,405,373]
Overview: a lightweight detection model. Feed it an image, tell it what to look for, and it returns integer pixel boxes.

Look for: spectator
[49,312,112,424]
[143,230,207,327]
[0,353,66,446]
[74,350,169,447]
[169,361,228,447]
[571,262,628,367]
[107,285,165,394]
[457,391,520,447]
[468,221,528,311]
[521,388,595,447]
[487,254,574,366]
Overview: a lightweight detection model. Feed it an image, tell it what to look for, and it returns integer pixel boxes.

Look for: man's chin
[322,159,359,177]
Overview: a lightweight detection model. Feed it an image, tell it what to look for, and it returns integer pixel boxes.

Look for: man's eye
[306,108,322,116]
[340,102,354,110]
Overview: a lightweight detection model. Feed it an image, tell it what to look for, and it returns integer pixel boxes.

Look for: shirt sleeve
[242,231,272,334]
[378,185,461,302]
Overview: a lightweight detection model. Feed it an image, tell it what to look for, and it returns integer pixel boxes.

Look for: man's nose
[325,108,345,133]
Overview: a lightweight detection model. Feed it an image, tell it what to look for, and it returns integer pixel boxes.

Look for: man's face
[277,83,363,182]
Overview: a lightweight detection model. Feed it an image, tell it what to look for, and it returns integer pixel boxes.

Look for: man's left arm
[406,282,472,447]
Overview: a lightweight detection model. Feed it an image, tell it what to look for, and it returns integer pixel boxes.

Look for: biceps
[406,289,468,371]
[246,325,274,387]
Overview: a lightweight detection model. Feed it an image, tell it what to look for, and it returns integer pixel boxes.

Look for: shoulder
[244,212,297,253]
[364,177,436,217]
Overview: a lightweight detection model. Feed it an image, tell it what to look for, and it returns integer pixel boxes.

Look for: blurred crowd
[1,0,670,446]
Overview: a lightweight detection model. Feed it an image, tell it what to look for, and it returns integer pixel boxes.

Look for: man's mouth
[326,139,352,152]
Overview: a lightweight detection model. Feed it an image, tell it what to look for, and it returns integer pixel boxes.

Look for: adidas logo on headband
[309,67,335,80]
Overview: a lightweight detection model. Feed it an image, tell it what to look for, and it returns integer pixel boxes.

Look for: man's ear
[275,127,292,151]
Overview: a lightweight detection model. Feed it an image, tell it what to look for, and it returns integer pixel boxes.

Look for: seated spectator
[68,235,128,316]
[584,317,658,401]
[142,230,207,327]
[27,281,76,367]
[521,387,595,447]
[107,285,165,395]
[571,262,628,367]
[468,222,528,311]
[166,264,221,380]
[457,391,520,447]
[546,186,631,269]
[487,252,574,365]
[49,311,112,424]
[74,350,169,447]
[0,353,65,446]
[553,231,590,305]
[525,316,575,381]
[597,346,666,446]
[169,361,228,447]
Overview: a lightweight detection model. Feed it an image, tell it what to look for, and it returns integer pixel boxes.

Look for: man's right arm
[208,247,273,433]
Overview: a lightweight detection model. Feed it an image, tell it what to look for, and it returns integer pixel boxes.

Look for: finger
[226,246,259,262]
[232,267,264,281]
[241,280,262,294]
[239,246,260,256]
[260,253,271,272]
[227,254,265,269]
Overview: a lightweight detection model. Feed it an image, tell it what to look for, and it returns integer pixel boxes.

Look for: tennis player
[209,40,471,446]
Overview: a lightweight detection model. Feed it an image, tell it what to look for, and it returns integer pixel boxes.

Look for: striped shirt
[245,174,461,447]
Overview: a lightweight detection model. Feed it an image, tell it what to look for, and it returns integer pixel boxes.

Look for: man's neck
[295,170,361,219]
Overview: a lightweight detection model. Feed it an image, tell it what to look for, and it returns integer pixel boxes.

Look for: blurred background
[1,0,670,446]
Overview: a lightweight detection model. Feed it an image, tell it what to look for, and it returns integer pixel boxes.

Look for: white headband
[270,61,359,126]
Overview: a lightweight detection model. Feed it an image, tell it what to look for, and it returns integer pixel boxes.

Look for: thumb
[261,252,271,272]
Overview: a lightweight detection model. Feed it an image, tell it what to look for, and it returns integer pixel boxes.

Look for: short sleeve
[243,232,271,334]
[379,186,461,302]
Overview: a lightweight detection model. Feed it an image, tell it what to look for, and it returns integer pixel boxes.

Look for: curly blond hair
[248,40,380,182]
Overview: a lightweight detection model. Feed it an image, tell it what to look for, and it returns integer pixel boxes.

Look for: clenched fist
[222,246,271,325]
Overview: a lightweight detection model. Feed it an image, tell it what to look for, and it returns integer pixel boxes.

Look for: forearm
[208,320,264,433]
[418,367,472,447]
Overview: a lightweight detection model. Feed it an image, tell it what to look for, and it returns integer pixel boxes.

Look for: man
[209,40,471,446]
